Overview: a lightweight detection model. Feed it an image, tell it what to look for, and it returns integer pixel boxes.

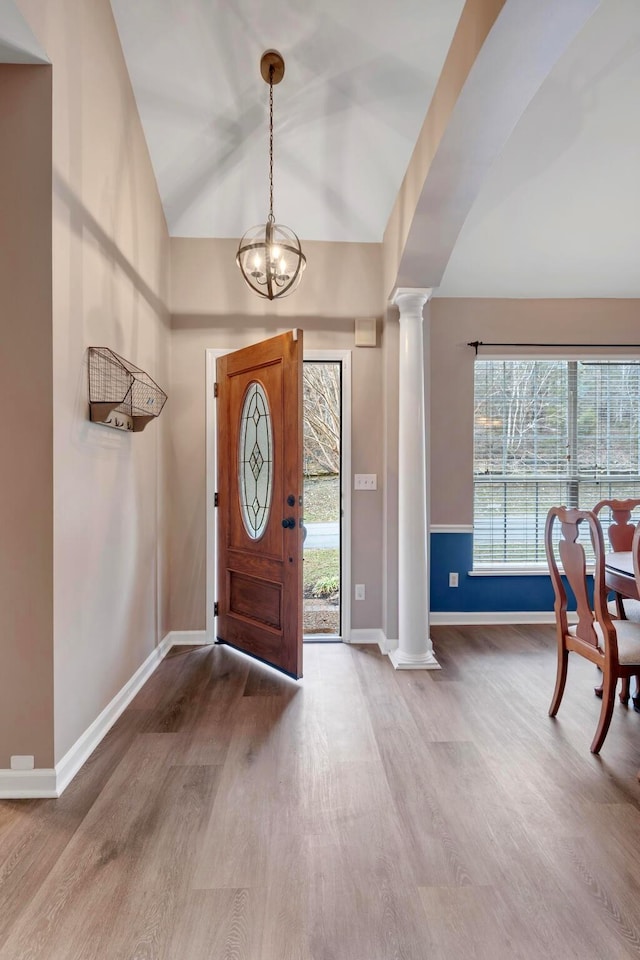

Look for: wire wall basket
[88,347,167,432]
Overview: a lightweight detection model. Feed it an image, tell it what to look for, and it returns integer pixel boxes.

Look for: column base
[388,645,441,670]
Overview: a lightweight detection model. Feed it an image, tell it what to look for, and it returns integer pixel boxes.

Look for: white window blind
[473,360,640,565]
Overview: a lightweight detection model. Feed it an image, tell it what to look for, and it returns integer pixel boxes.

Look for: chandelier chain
[236,51,306,300]
[268,65,274,221]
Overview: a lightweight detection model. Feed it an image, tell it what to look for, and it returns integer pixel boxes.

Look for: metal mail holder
[88,347,167,433]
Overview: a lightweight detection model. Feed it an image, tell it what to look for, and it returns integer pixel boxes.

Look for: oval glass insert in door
[238,381,273,539]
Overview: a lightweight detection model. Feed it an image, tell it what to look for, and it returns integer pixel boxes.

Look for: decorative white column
[389,288,439,670]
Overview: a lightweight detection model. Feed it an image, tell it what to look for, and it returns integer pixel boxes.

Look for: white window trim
[469,564,594,577]
[469,565,551,577]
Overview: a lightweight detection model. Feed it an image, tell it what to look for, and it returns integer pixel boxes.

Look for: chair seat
[569,619,640,665]
[607,598,640,623]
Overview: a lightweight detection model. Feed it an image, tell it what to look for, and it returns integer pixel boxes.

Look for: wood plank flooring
[3,626,640,958]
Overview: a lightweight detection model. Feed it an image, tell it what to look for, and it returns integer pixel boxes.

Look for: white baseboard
[0,768,58,799]
[54,633,174,798]
[429,611,559,626]
[166,630,211,646]
[348,628,387,649]
[0,632,178,800]
[349,615,561,633]
[351,630,443,663]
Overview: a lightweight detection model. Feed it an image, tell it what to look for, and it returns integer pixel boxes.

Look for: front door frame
[205,346,352,645]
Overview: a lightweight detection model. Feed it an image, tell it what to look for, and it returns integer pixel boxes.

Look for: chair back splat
[556,514,597,648]
[594,497,640,623]
[594,498,640,552]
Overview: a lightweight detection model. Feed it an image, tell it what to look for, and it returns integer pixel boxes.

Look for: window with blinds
[473,360,640,565]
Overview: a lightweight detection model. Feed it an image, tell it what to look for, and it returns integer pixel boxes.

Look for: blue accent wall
[430,531,558,612]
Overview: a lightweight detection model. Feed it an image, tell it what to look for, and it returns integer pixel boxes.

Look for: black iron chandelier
[236,50,306,300]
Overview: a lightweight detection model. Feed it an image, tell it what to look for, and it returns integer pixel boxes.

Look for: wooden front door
[216,330,303,678]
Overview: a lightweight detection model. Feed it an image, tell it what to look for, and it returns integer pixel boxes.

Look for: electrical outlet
[355,583,366,600]
[11,755,34,771]
[449,572,459,588]
[354,474,377,490]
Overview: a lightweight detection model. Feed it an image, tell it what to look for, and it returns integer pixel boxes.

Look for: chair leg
[549,645,568,717]
[594,668,603,698]
[620,676,631,705]
[591,669,617,754]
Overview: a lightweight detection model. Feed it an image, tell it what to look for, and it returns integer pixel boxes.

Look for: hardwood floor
[3,626,640,958]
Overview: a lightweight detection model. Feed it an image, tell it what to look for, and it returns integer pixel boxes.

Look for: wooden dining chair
[593,497,640,619]
[545,506,640,753]
[593,497,640,705]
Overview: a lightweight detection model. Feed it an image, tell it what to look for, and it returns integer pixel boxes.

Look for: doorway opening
[205,346,351,648]
[303,360,342,640]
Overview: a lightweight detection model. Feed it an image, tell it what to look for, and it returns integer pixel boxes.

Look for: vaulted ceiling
[107,0,640,297]
[2,0,639,297]
[437,0,640,298]
[108,0,466,244]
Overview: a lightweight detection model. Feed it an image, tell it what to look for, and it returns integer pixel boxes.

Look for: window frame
[472,352,640,572]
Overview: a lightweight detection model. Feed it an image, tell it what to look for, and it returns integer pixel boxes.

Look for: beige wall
[16,0,171,765]
[429,298,640,526]
[169,238,385,633]
[0,65,54,768]
[170,237,383,319]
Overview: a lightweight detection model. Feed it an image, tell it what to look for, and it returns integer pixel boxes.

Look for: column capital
[391,287,434,317]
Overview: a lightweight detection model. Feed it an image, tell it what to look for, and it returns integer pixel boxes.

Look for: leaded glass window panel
[238,381,273,539]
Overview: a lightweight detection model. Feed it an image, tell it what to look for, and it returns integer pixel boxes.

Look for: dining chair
[545,506,640,753]
[593,497,640,705]
[593,497,640,619]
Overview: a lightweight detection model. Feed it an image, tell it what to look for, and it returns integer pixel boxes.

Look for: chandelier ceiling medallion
[236,50,306,300]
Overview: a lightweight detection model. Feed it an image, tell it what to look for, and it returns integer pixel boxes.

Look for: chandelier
[236,50,306,300]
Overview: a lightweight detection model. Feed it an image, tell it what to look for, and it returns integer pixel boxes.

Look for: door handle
[281,517,296,529]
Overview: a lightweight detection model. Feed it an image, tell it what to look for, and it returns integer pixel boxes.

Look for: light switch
[354,474,377,490]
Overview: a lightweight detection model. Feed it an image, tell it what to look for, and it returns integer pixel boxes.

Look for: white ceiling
[2,0,638,297]
[438,0,640,297]
[0,0,47,62]
[108,0,466,243]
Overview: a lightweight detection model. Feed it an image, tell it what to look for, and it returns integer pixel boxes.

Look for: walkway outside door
[216,330,304,678]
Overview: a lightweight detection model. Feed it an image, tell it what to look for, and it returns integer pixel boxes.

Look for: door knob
[281,517,296,529]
